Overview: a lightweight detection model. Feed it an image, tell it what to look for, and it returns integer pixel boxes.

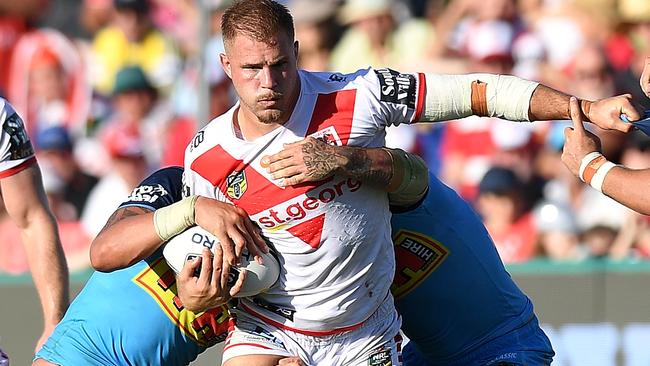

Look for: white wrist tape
[153,195,198,241]
[421,73,538,122]
[579,152,603,182]
[590,161,616,193]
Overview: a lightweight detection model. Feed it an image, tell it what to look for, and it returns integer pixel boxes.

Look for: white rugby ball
[163,226,280,298]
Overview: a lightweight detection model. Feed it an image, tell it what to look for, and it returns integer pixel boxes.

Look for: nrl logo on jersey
[226,170,247,199]
[309,126,342,146]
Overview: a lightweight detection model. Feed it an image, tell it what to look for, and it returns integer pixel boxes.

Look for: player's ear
[220,53,232,79]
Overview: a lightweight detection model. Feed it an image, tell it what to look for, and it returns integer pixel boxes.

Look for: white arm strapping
[421,73,539,122]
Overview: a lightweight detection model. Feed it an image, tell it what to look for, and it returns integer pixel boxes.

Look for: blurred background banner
[3,261,650,365]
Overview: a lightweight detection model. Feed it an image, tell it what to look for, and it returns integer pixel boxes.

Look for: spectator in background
[533,200,587,262]
[0,0,46,96]
[330,0,397,72]
[6,27,91,139]
[476,166,538,263]
[91,0,180,95]
[566,42,626,162]
[79,0,113,38]
[35,126,98,219]
[290,0,339,72]
[105,65,173,167]
[439,20,517,200]
[607,0,650,110]
[0,165,92,274]
[81,123,148,237]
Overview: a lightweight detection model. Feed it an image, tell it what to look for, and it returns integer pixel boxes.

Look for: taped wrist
[384,148,429,207]
[579,152,617,193]
[153,195,198,241]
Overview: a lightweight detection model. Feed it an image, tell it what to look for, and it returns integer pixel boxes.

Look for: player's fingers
[620,94,641,122]
[569,96,586,135]
[640,56,650,97]
[211,244,223,287]
[264,149,293,166]
[281,173,308,187]
[268,158,298,174]
[229,268,247,297]
[198,248,213,285]
[245,218,269,254]
[218,236,236,288]
[271,166,303,180]
[235,222,264,265]
[228,229,247,260]
[180,254,202,281]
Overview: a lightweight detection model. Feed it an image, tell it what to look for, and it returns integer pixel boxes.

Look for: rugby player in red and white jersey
[180,1,642,365]
[0,97,69,355]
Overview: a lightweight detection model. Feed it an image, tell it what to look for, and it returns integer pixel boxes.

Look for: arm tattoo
[301,141,341,180]
[98,206,151,234]
[301,139,393,186]
[342,148,392,187]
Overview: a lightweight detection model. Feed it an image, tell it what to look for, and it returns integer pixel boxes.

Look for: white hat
[618,0,650,23]
[290,0,336,24]
[533,201,579,234]
[338,0,393,25]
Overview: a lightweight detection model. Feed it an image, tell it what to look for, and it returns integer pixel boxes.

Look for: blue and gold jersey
[391,173,535,363]
[36,167,231,366]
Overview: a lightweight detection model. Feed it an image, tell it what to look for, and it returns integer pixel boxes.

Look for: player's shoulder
[0,97,35,163]
[299,68,380,94]
[184,107,235,161]
[120,166,184,210]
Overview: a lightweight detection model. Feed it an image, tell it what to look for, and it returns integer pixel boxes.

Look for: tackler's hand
[562,97,603,177]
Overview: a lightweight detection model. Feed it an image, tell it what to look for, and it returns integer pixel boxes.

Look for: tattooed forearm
[300,138,394,186]
[98,206,151,234]
[340,148,393,187]
[301,141,344,180]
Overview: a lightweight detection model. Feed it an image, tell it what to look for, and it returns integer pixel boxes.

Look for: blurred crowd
[1,0,650,275]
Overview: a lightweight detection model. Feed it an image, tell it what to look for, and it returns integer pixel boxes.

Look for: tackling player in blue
[34,150,554,365]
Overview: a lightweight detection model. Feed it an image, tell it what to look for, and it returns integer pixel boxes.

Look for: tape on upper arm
[420,73,538,122]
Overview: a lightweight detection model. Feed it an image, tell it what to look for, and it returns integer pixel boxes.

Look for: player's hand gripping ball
[163,226,280,297]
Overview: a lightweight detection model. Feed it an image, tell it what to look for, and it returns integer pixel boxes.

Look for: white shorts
[222,294,402,366]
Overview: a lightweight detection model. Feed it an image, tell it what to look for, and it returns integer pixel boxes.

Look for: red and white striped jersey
[183,68,425,334]
[0,98,36,179]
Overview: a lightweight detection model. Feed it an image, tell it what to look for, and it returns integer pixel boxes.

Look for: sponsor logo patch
[328,73,347,82]
[127,184,168,203]
[226,170,247,199]
[2,112,33,160]
[391,229,449,299]
[367,348,392,366]
[375,68,417,110]
[252,297,296,321]
[309,126,342,146]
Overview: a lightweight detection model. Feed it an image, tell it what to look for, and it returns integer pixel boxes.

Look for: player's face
[220,32,300,125]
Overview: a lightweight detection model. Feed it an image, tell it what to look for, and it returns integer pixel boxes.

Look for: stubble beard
[256,109,284,124]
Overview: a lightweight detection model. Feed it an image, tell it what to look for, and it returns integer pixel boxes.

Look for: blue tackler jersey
[391,173,535,363]
[36,167,230,366]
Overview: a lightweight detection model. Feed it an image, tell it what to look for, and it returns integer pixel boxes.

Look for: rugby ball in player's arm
[163,226,280,297]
